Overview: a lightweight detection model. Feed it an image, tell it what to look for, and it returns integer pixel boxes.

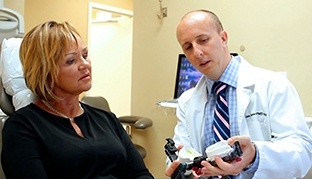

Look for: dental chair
[81,95,153,159]
[0,76,16,179]
[0,5,25,178]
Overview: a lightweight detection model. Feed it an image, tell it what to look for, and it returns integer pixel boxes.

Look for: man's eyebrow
[181,42,190,48]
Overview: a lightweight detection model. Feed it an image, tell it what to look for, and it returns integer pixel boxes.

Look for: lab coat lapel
[236,57,255,136]
[187,77,207,153]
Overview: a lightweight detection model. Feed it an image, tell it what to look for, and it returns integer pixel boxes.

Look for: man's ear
[220,30,228,46]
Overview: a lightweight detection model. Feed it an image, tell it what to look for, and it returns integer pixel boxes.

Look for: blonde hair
[19,21,81,101]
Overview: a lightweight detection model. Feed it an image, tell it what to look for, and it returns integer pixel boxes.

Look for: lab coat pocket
[245,112,271,141]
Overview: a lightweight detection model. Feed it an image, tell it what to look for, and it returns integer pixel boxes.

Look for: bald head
[178,10,224,34]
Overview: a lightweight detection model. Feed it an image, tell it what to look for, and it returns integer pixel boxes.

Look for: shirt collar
[205,55,241,94]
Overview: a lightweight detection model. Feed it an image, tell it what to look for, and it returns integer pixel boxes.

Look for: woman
[1,21,154,179]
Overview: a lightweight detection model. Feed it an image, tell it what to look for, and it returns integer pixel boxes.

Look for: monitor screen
[174,54,202,98]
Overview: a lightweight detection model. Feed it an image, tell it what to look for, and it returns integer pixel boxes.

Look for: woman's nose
[79,56,91,69]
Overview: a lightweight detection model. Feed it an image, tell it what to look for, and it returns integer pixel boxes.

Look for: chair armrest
[0,79,15,116]
[118,115,153,129]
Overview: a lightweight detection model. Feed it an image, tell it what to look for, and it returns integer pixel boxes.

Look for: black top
[1,103,154,179]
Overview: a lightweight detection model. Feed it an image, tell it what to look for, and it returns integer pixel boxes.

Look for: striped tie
[212,81,230,142]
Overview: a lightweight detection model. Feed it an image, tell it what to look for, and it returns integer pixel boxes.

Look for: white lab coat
[173,56,312,179]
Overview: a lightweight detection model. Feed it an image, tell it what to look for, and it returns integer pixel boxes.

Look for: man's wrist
[243,142,256,171]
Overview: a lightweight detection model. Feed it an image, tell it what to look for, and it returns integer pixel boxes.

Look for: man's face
[176,12,230,80]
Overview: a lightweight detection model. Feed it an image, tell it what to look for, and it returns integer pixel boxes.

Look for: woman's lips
[80,74,90,81]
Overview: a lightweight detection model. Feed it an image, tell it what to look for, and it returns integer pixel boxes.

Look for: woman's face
[53,35,92,98]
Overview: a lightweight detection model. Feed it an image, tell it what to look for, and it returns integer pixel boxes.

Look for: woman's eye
[83,53,88,60]
[66,59,75,65]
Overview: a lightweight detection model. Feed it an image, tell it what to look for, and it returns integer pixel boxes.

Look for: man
[165,9,312,179]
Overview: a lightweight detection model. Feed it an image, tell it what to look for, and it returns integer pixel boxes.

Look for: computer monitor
[174,54,202,99]
[173,53,239,99]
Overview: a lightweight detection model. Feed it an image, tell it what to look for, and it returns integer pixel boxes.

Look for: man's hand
[165,145,184,177]
[195,136,256,178]
[165,160,181,177]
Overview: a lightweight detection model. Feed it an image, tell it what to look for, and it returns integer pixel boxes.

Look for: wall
[24,0,88,43]
[88,14,133,115]
[24,0,133,43]
[91,0,132,11]
[3,0,24,16]
[132,0,312,177]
